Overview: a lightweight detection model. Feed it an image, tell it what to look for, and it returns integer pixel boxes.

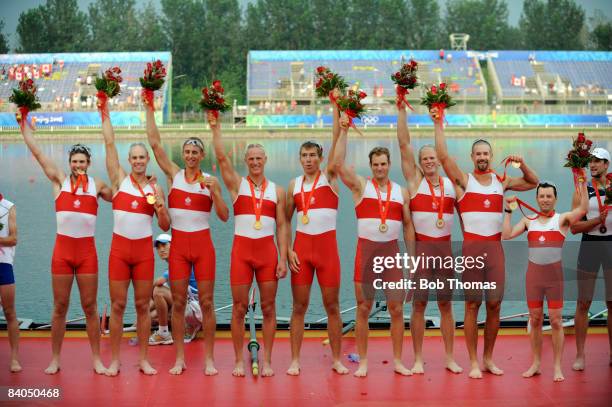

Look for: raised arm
[564,176,589,226]
[209,112,241,197]
[325,89,341,180]
[397,105,421,190]
[504,155,539,192]
[203,175,229,222]
[0,206,17,247]
[285,179,300,274]
[332,116,365,200]
[101,108,126,190]
[431,108,467,189]
[502,197,527,239]
[275,185,288,279]
[145,108,180,179]
[19,119,64,188]
[401,189,416,256]
[150,179,171,231]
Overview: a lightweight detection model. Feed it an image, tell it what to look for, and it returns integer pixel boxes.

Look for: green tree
[173,84,202,112]
[444,0,516,50]
[17,7,51,52]
[88,0,140,51]
[408,0,442,49]
[590,21,612,50]
[137,1,170,51]
[520,0,585,49]
[0,20,10,54]
[310,0,350,49]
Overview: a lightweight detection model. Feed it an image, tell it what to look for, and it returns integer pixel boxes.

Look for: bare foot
[522,363,541,378]
[394,360,412,376]
[468,365,483,379]
[169,360,186,375]
[261,362,274,377]
[411,359,424,374]
[353,361,368,377]
[286,360,300,376]
[204,359,218,376]
[139,360,157,375]
[332,360,349,375]
[232,361,245,377]
[44,358,60,375]
[93,358,107,375]
[10,359,22,373]
[483,359,504,375]
[446,360,463,374]
[553,367,564,382]
[105,360,121,377]
[572,356,585,371]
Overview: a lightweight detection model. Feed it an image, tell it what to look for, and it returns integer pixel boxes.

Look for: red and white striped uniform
[55,175,98,238]
[356,179,404,242]
[0,197,16,265]
[457,173,504,241]
[409,177,455,241]
[293,173,338,235]
[168,169,212,232]
[527,213,565,265]
[233,177,277,239]
[112,176,155,240]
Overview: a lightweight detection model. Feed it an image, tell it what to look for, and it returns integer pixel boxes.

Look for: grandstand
[0,52,172,126]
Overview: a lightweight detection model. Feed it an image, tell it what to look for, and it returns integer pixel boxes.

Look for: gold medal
[146,194,156,205]
[76,169,85,175]
[198,175,207,183]
[436,219,445,229]
[511,161,521,169]
[508,201,518,210]
[253,220,262,230]
[302,215,309,225]
[379,223,388,233]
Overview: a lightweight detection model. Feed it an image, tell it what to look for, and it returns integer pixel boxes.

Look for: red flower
[395,72,401,79]
[212,80,222,90]
[431,86,437,95]
[359,91,367,99]
[607,173,612,181]
[410,59,417,67]
[440,83,446,90]
[586,139,593,147]
[155,60,162,68]
[327,73,333,79]
[315,78,323,87]
[577,133,586,143]
[579,149,590,157]
[316,66,326,74]
[202,87,209,95]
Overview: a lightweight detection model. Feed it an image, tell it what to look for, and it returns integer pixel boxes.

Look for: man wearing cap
[570,147,612,370]
[149,234,200,345]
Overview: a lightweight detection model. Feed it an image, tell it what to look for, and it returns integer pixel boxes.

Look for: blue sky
[1,0,611,49]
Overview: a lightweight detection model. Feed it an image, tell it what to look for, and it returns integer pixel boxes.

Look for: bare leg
[483,300,503,375]
[438,300,461,373]
[153,285,172,327]
[388,300,411,376]
[197,280,217,375]
[464,301,482,379]
[287,284,310,376]
[76,274,106,374]
[549,308,564,382]
[134,279,156,375]
[0,284,21,372]
[107,279,129,376]
[522,307,543,378]
[45,275,73,375]
[168,279,189,375]
[258,280,278,377]
[573,300,591,371]
[354,283,372,377]
[321,285,348,374]
[231,284,249,377]
[410,300,427,374]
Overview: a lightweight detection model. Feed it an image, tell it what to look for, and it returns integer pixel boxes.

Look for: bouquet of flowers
[420,83,456,124]
[314,66,348,103]
[140,60,167,110]
[9,78,41,130]
[337,89,367,130]
[200,80,230,121]
[391,59,419,111]
[95,66,122,121]
[604,173,612,206]
[563,132,593,190]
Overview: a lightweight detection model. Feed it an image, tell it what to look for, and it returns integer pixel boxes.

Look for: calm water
[0,135,610,324]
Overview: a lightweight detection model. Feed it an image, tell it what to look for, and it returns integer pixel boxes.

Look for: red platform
[1,330,611,406]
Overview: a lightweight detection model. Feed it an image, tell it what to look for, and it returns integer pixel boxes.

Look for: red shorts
[412,240,454,302]
[526,261,563,309]
[354,238,402,283]
[108,233,154,281]
[462,240,505,301]
[230,235,278,286]
[291,230,340,288]
[51,234,98,275]
[169,228,215,282]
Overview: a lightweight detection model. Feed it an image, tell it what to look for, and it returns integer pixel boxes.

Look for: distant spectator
[446,53,453,63]
[86,75,92,85]
[439,49,445,61]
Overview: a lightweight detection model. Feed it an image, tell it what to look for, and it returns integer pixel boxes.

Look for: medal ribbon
[186,169,205,189]
[593,179,611,222]
[425,176,445,224]
[474,157,517,183]
[248,177,267,225]
[70,174,88,194]
[300,171,321,219]
[371,178,392,227]
[513,198,555,221]
[130,173,151,200]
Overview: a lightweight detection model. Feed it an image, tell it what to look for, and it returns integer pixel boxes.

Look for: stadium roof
[0,51,171,64]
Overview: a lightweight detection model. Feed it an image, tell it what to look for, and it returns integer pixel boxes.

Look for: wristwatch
[504,209,512,213]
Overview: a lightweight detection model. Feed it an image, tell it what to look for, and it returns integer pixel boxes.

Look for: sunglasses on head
[184,139,204,150]
[69,144,92,156]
